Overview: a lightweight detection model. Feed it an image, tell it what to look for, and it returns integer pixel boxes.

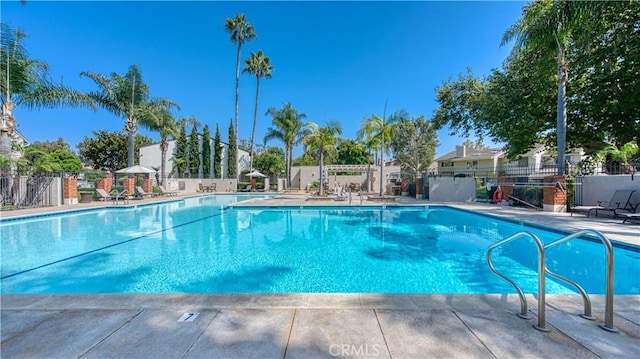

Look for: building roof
[435,147,504,162]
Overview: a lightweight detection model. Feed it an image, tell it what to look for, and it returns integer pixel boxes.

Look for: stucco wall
[139,138,248,180]
[428,177,476,202]
[576,175,640,206]
[290,165,400,192]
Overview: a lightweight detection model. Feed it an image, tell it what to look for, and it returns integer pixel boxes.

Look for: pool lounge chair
[158,185,178,196]
[334,186,346,201]
[571,189,636,218]
[241,185,252,192]
[135,186,156,198]
[616,198,640,223]
[96,188,113,201]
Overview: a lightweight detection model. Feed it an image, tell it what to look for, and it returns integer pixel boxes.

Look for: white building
[139,136,250,180]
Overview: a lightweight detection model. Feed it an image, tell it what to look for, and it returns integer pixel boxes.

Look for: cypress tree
[202,125,211,178]
[175,123,187,178]
[188,125,200,177]
[213,124,222,178]
[227,119,237,178]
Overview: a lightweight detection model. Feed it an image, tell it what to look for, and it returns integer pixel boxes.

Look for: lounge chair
[571,189,636,217]
[240,185,252,192]
[136,186,156,198]
[158,185,178,196]
[96,188,113,201]
[616,195,640,223]
[334,186,347,201]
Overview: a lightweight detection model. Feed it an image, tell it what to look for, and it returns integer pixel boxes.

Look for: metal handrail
[487,231,548,331]
[544,229,618,332]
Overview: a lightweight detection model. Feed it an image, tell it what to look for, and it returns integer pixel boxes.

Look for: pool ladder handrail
[486,231,548,331]
[487,229,618,333]
[544,229,618,332]
[109,189,130,205]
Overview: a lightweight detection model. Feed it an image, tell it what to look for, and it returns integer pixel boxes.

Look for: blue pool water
[1,196,638,294]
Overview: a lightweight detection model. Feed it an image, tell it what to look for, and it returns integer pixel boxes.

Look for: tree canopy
[433,1,639,160]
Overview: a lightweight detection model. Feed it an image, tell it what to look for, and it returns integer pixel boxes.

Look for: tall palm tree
[81,65,175,169]
[358,107,408,196]
[502,0,597,175]
[356,131,381,193]
[264,102,308,187]
[242,50,273,171]
[302,121,342,196]
[145,103,178,185]
[225,13,256,177]
[0,24,93,158]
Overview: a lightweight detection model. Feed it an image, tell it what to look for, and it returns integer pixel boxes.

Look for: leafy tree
[292,152,317,166]
[389,116,439,180]
[597,141,639,174]
[78,130,151,173]
[0,24,93,158]
[358,107,408,195]
[173,122,187,177]
[502,0,601,175]
[202,124,211,178]
[337,139,369,165]
[243,50,273,170]
[227,119,237,178]
[302,121,342,195]
[188,125,200,177]
[433,1,639,160]
[213,124,222,178]
[28,138,72,153]
[225,13,257,176]
[81,64,176,168]
[253,147,285,177]
[34,149,82,173]
[264,102,309,187]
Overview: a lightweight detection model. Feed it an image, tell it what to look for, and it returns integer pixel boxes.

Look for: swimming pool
[1,196,638,294]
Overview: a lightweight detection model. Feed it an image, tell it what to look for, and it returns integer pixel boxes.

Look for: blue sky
[2,0,524,158]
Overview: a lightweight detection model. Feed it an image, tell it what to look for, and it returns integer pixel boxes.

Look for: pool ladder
[486,229,617,333]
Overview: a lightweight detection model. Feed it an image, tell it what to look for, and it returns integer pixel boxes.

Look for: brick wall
[63,177,78,204]
[123,178,135,196]
[543,175,566,206]
[143,178,153,193]
[96,176,112,193]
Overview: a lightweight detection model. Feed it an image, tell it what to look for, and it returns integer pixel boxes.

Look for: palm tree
[264,102,308,187]
[1,24,93,158]
[502,0,597,175]
[145,104,177,185]
[81,65,175,169]
[358,107,408,196]
[225,13,257,177]
[356,131,381,193]
[242,50,273,171]
[302,121,342,196]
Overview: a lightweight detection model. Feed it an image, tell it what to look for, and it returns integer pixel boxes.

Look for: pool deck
[1,193,639,358]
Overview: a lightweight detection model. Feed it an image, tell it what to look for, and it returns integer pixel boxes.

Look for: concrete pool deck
[1,193,639,358]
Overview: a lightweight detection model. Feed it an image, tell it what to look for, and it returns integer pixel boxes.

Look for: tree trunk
[249,75,260,171]
[319,149,324,196]
[160,138,168,186]
[234,43,242,179]
[379,139,385,196]
[286,144,292,188]
[556,44,568,176]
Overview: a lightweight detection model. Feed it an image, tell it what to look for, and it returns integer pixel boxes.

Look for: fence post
[543,175,567,212]
[63,176,78,205]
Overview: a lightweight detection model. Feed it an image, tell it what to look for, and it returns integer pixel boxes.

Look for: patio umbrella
[246,170,267,178]
[115,165,156,174]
